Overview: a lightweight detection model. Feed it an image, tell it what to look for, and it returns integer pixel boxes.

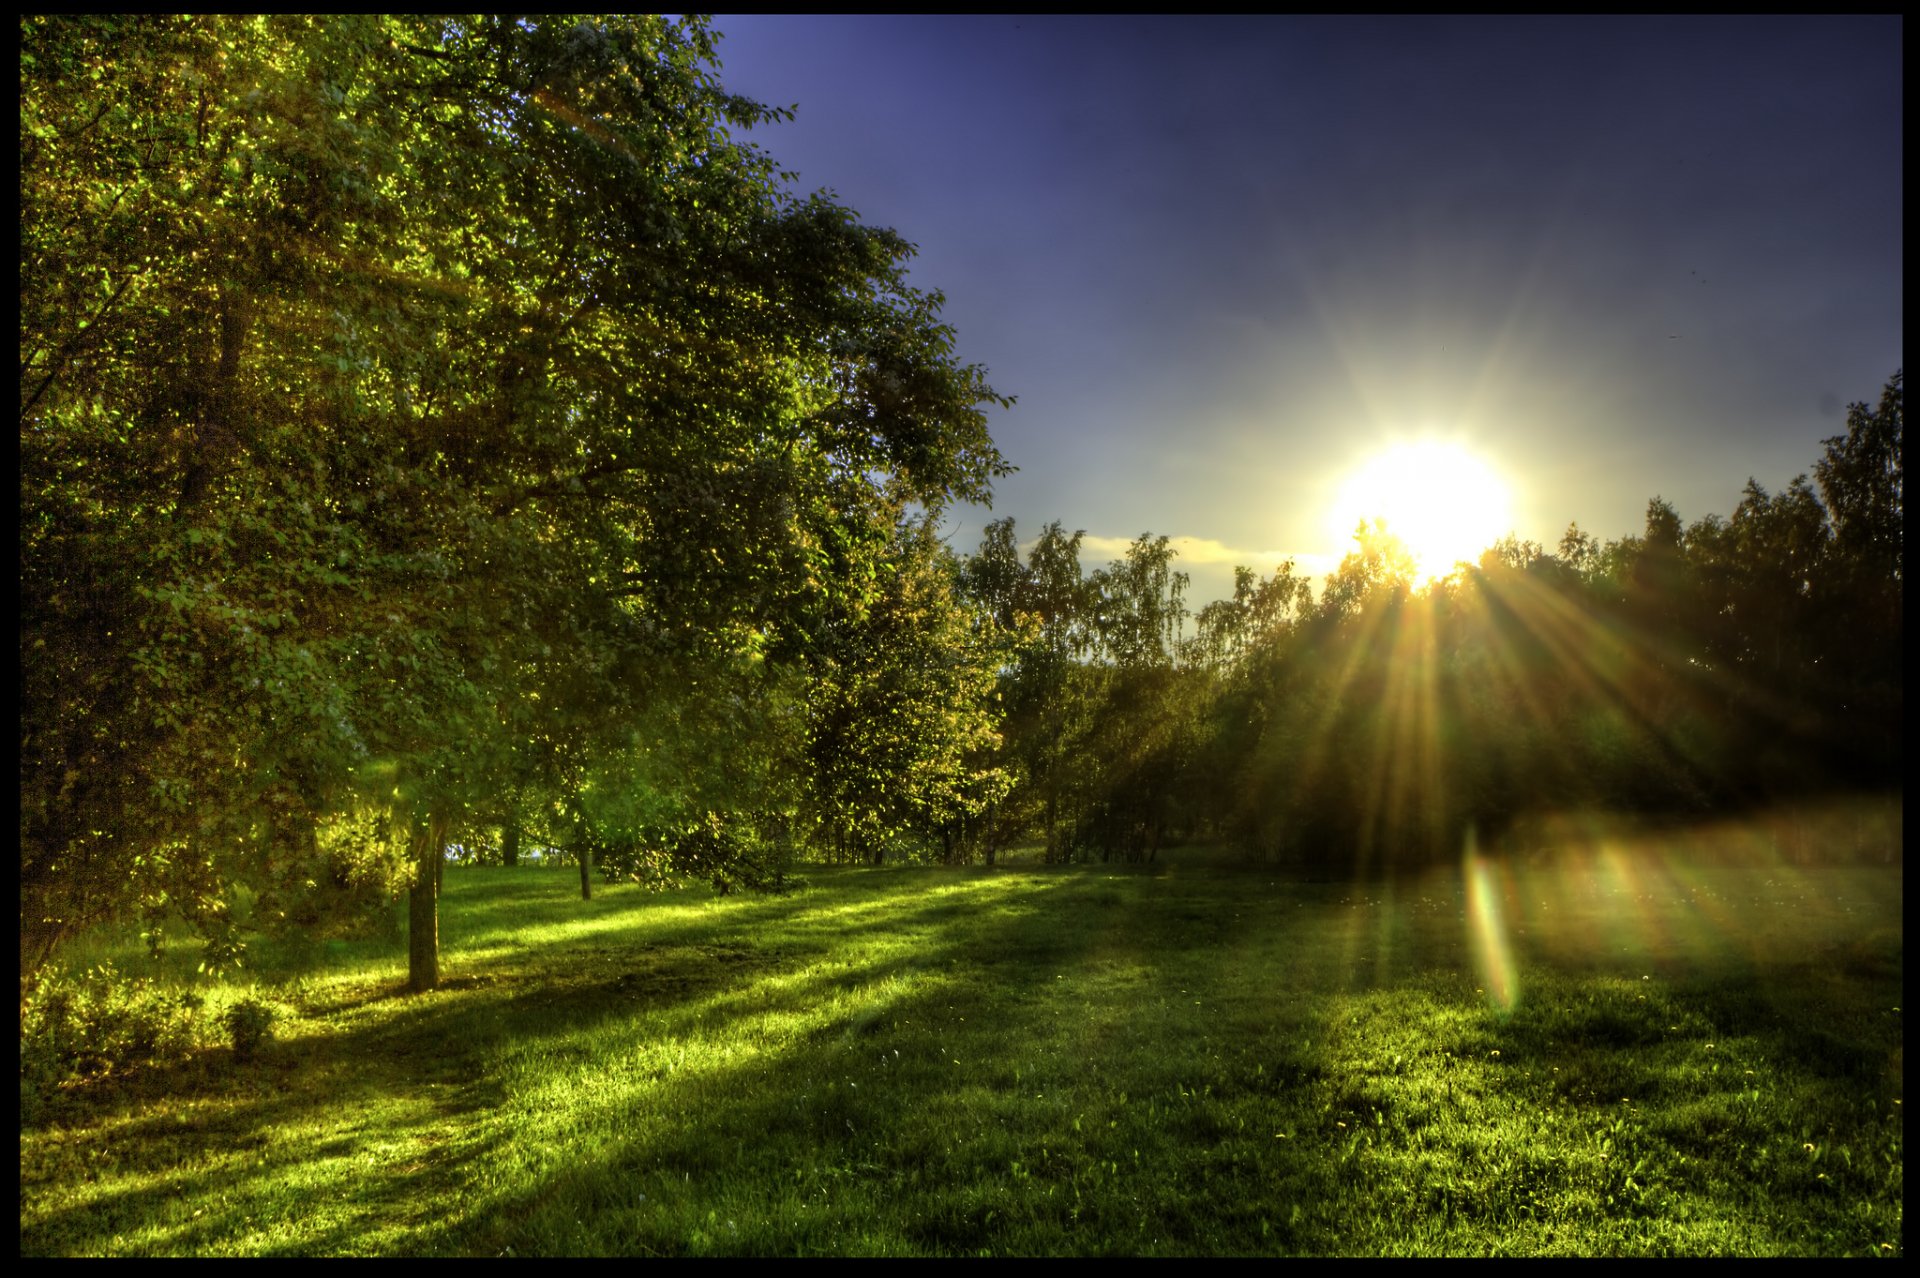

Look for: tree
[1188,561,1312,674]
[956,519,1097,860]
[1019,523,1095,860]
[1187,559,1315,844]
[802,517,1010,865]
[1808,372,1903,786]
[21,15,1010,993]
[1816,372,1903,591]
[1066,535,1199,862]
[1318,520,1417,620]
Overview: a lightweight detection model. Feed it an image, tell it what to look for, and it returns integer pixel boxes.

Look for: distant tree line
[950,373,1902,873]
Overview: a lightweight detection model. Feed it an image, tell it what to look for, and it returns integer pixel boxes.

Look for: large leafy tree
[21,14,1009,991]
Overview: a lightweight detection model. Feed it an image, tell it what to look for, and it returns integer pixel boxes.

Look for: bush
[19,964,204,1125]
[668,814,794,895]
[256,853,404,943]
[598,813,800,895]
[222,997,277,1060]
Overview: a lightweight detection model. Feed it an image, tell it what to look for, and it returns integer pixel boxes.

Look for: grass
[19,842,1905,1256]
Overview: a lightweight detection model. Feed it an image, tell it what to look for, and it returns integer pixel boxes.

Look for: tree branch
[20,274,136,424]
[489,457,646,516]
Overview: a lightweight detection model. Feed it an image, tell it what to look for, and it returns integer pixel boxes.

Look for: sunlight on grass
[21,845,1904,1257]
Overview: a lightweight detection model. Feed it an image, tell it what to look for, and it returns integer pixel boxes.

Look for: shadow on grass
[21,859,1905,1257]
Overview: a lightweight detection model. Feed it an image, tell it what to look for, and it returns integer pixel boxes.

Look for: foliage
[221,996,277,1060]
[1815,370,1903,589]
[957,519,1092,860]
[802,517,1011,864]
[960,374,1901,872]
[1061,535,1200,861]
[1318,519,1417,620]
[662,812,794,895]
[21,14,1009,987]
[20,964,204,1124]
[242,806,412,943]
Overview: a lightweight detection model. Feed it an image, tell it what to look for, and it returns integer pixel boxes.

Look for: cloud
[1059,534,1338,582]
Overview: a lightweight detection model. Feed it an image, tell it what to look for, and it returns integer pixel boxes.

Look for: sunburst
[1327,440,1513,582]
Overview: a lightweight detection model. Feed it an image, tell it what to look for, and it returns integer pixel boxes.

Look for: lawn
[19,838,1904,1256]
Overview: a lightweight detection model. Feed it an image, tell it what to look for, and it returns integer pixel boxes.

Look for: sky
[707,15,1902,605]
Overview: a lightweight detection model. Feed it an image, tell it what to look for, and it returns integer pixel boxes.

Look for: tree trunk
[578,840,592,900]
[502,819,519,867]
[407,810,449,994]
[176,286,252,518]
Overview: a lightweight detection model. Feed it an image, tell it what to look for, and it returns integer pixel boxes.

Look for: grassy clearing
[19,847,1904,1256]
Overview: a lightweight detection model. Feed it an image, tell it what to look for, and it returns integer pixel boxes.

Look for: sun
[1327,439,1513,583]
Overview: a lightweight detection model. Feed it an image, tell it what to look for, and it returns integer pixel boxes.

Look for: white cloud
[1039,533,1339,592]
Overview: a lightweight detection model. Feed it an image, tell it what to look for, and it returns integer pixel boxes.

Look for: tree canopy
[21,14,1009,989]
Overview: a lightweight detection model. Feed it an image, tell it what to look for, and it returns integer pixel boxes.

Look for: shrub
[256,852,405,943]
[222,997,277,1060]
[600,813,800,895]
[19,964,204,1125]
[668,815,794,895]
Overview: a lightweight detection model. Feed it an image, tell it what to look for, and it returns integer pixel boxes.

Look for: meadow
[19,836,1904,1257]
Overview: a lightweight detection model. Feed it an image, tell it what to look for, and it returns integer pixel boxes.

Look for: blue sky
[709,15,1902,604]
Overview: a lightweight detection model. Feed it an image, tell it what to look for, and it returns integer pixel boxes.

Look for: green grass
[19,848,1905,1256]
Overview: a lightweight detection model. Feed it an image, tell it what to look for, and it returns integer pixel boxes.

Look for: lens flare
[1465,832,1519,1014]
